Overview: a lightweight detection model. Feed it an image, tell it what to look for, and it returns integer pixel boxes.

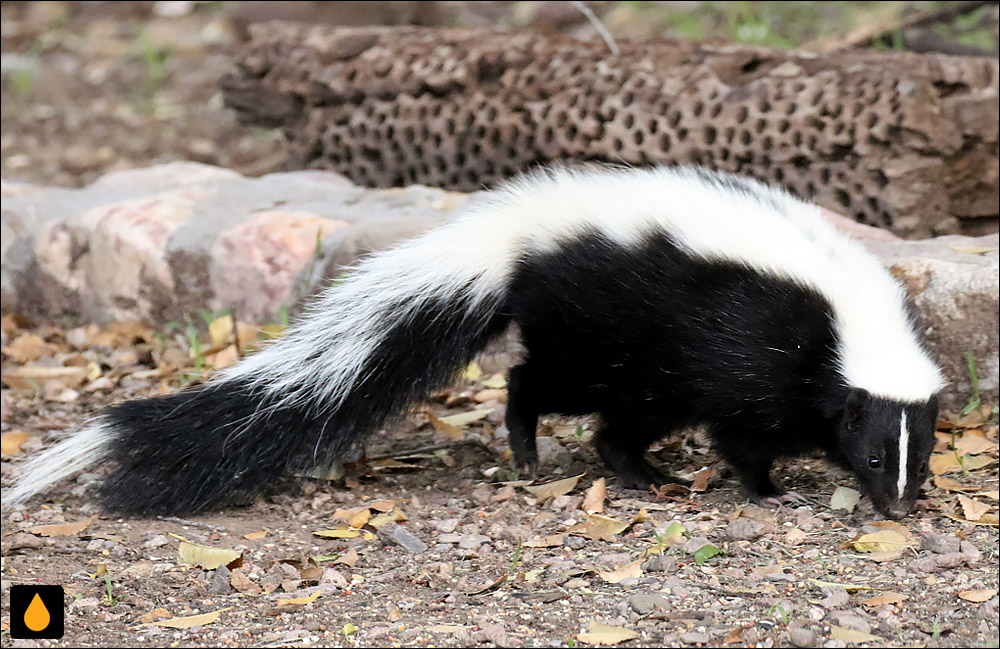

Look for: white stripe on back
[897,410,909,499]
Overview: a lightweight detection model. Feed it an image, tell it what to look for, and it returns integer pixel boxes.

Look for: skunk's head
[838,389,938,519]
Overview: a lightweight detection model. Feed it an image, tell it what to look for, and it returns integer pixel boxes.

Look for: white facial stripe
[897,410,909,499]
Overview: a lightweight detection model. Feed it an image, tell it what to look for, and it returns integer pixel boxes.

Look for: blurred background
[2,1,998,189]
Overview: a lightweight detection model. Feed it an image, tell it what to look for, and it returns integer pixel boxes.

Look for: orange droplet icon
[25,593,51,632]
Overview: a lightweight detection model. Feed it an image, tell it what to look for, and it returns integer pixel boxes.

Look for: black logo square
[10,585,65,639]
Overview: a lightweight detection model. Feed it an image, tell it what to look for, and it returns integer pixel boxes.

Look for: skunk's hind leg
[506,363,540,471]
[712,429,782,501]
[594,418,679,489]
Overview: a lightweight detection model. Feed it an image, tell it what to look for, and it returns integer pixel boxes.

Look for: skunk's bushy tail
[6,201,518,515]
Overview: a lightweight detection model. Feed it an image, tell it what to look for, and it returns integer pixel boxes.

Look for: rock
[920,532,961,554]
[3,532,44,552]
[535,436,572,467]
[908,556,942,573]
[960,541,982,563]
[726,518,767,541]
[679,632,711,644]
[819,586,850,609]
[789,623,819,648]
[643,554,677,573]
[380,523,428,554]
[432,518,460,534]
[831,612,871,634]
[629,593,670,615]
[210,565,233,594]
[457,534,490,550]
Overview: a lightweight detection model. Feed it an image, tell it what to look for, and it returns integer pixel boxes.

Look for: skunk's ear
[845,388,869,432]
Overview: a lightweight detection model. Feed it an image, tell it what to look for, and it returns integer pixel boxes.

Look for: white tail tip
[3,420,113,509]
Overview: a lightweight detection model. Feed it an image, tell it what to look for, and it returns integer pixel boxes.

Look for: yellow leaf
[145,608,230,629]
[243,530,268,540]
[583,478,606,514]
[1,431,31,456]
[178,541,243,570]
[482,373,507,389]
[343,623,358,635]
[829,625,882,643]
[313,526,361,539]
[208,315,234,349]
[369,510,406,529]
[957,494,992,522]
[207,344,239,370]
[24,515,96,537]
[523,473,584,500]
[861,592,907,607]
[461,361,483,380]
[598,558,643,584]
[950,245,998,254]
[848,530,915,553]
[438,409,493,427]
[277,590,321,606]
[568,514,629,542]
[958,588,998,603]
[575,620,640,645]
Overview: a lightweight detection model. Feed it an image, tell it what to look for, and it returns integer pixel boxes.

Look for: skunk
[6,166,944,519]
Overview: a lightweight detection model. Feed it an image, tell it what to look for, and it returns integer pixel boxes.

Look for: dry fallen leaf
[598,558,643,584]
[178,541,243,571]
[524,534,566,548]
[958,494,992,522]
[438,408,493,427]
[2,366,88,393]
[829,625,882,643]
[583,478,606,514]
[24,515,96,537]
[313,526,361,539]
[523,473,584,500]
[933,475,979,493]
[723,627,744,644]
[145,608,230,629]
[689,466,717,492]
[2,333,58,363]
[567,514,629,542]
[243,530,268,540]
[1,431,31,456]
[208,315,234,349]
[848,530,916,553]
[425,410,463,441]
[277,590,321,606]
[336,548,359,567]
[953,430,999,456]
[332,506,372,529]
[138,608,172,624]
[575,620,640,646]
[929,452,993,475]
[482,373,507,389]
[830,486,861,513]
[861,592,907,607]
[958,588,998,603]
[369,510,407,529]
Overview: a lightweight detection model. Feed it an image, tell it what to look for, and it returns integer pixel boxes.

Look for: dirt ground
[1,2,998,648]
[1,318,998,649]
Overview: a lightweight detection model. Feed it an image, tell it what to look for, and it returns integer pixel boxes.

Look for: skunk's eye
[868,456,882,469]
[918,461,928,475]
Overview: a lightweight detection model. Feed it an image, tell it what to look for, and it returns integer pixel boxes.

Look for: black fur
[100,291,508,514]
[505,231,849,499]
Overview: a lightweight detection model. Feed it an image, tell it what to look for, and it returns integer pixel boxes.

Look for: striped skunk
[6,167,944,519]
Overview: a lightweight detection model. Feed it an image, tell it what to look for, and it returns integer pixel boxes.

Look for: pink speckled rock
[211,211,349,322]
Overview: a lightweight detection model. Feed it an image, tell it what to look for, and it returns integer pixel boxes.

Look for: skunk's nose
[887,505,909,520]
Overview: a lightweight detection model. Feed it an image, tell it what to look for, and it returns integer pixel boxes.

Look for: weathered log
[221,24,999,238]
